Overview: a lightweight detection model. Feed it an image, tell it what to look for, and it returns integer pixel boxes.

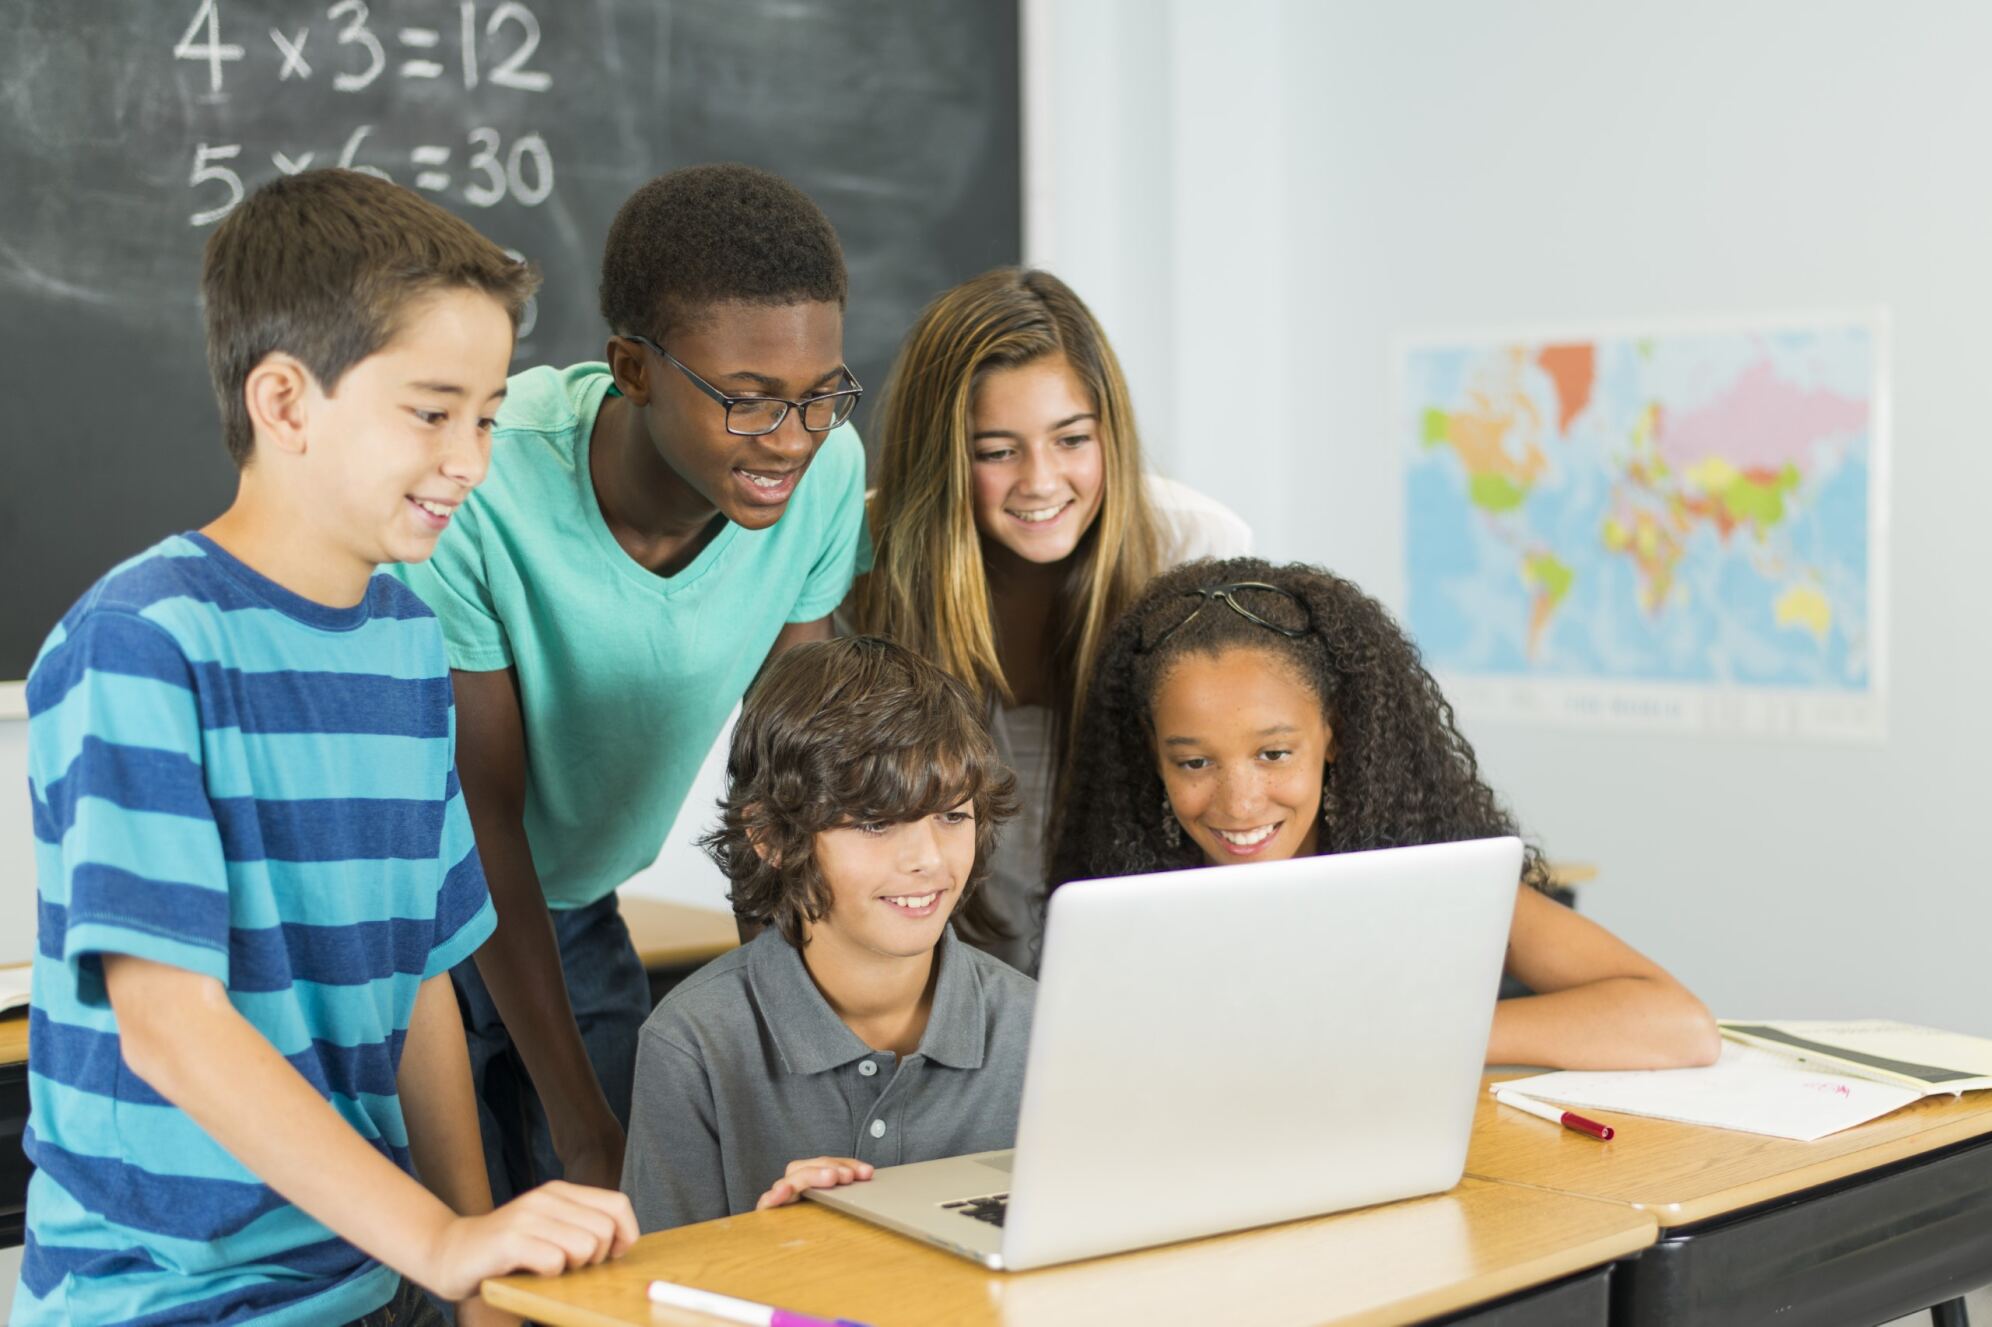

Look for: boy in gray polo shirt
[621,637,1033,1231]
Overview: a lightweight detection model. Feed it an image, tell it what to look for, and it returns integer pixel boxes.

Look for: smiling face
[1151,645,1337,866]
[303,286,513,569]
[625,299,847,531]
[968,354,1107,566]
[805,804,979,961]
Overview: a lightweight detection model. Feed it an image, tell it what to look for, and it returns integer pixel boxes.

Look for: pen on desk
[1495,1090,1616,1141]
[647,1278,875,1327]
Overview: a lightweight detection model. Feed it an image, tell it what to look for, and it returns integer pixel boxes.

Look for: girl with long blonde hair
[852,269,1249,970]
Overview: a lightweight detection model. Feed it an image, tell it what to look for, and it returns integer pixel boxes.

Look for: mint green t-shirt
[394,362,866,910]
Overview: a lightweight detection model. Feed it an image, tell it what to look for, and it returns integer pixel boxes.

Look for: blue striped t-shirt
[15,533,497,1326]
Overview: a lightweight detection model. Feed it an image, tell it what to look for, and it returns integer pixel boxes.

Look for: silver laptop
[806,836,1520,1270]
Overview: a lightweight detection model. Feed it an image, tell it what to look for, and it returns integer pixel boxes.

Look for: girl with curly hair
[1050,557,1720,1069]
[851,269,1249,973]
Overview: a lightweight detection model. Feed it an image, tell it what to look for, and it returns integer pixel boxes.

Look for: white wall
[617,710,736,912]
[1030,0,1992,1032]
[1,721,33,966]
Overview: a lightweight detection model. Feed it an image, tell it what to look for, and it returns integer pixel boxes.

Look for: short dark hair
[202,169,540,467]
[598,163,847,343]
[702,636,1017,948]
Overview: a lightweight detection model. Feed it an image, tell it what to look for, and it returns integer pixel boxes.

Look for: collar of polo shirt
[745,926,992,1075]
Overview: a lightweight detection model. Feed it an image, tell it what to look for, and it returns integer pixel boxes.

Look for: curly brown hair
[701,636,1019,947]
[1048,557,1551,894]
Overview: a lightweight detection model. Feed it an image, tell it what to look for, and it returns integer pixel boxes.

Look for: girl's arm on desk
[1489,884,1721,1071]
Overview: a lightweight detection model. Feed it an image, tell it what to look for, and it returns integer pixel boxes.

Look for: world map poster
[1402,317,1885,739]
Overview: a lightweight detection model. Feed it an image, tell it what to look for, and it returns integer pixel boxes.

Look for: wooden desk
[485,1178,1656,1327]
[0,1010,24,1069]
[1469,1073,1992,1326]
[1543,862,1596,890]
[618,896,738,1001]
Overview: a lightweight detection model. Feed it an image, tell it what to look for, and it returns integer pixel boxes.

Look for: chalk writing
[176,0,559,227]
[188,143,245,225]
[271,27,311,80]
[172,1,549,96]
[174,0,246,97]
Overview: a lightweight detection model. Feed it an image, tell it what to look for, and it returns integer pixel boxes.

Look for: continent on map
[1536,343,1595,432]
[1403,322,1878,727]
[1421,348,1549,515]
[1605,353,1866,628]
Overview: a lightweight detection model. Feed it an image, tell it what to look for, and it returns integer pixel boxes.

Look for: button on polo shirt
[622,927,1037,1233]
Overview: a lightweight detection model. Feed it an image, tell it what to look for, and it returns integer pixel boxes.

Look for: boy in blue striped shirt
[16,171,635,1327]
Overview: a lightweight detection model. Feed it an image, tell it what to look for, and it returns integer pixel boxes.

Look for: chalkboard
[0,0,1020,689]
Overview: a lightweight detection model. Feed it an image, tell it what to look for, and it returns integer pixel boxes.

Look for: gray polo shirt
[622,925,1037,1232]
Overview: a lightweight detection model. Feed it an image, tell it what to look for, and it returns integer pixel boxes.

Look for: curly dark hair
[701,636,1019,947]
[598,163,847,343]
[1048,557,1551,894]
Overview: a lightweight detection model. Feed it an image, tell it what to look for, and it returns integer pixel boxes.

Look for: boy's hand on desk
[756,1157,875,1210]
[423,1180,638,1298]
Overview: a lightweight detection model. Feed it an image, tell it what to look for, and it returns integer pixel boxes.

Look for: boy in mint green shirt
[395,164,866,1202]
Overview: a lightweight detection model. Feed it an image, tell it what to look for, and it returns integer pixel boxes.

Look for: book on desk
[1496,1020,1992,1143]
[1718,1019,1992,1094]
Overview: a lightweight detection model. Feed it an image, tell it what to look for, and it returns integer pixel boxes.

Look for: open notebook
[1496,1021,1992,1143]
[1717,1020,1992,1094]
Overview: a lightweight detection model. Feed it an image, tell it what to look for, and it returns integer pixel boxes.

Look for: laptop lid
[1000,837,1520,1270]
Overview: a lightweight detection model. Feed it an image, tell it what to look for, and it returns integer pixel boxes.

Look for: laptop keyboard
[941,1193,1009,1227]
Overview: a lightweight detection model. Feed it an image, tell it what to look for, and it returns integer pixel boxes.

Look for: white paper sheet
[1495,1043,1923,1142]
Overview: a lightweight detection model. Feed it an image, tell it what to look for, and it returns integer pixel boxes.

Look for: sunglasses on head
[1137,581,1313,654]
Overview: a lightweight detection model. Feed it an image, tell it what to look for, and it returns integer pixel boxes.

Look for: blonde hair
[853,268,1163,827]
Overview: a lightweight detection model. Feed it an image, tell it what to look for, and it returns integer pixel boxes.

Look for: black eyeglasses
[623,334,863,436]
[1137,581,1313,653]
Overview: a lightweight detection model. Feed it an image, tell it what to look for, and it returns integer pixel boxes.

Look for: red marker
[1495,1090,1616,1141]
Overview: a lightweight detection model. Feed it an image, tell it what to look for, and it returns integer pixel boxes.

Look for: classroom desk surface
[1543,862,1597,890]
[1469,1071,1992,1326]
[1468,1070,1992,1225]
[483,1177,1657,1327]
[618,896,739,975]
[1,963,27,1069]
